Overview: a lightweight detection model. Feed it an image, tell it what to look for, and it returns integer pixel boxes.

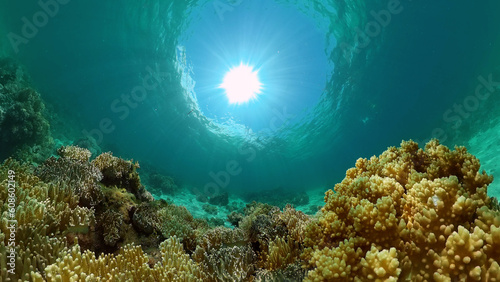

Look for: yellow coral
[33,236,206,281]
[303,140,499,281]
[0,159,92,281]
[273,204,311,243]
[360,246,400,281]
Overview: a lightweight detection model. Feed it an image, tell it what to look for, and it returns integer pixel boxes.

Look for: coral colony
[1,140,499,280]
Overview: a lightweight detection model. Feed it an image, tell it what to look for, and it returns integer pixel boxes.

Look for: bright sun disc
[220,63,262,104]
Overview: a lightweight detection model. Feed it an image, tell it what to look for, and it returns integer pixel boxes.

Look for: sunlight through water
[220,63,262,104]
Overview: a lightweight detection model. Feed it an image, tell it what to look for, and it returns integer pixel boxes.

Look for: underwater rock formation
[302,140,500,281]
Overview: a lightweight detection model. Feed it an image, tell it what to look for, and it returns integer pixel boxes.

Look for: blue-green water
[1,0,500,199]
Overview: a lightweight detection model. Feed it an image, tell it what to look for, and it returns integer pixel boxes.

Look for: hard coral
[0,159,93,281]
[0,58,52,162]
[56,145,92,162]
[33,236,207,281]
[228,211,244,227]
[132,202,161,235]
[193,227,255,281]
[254,262,306,281]
[91,152,145,198]
[302,139,500,281]
[157,202,207,251]
[99,209,125,247]
[131,200,208,252]
[37,146,103,207]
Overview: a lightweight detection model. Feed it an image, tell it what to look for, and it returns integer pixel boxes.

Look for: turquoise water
[1,0,500,200]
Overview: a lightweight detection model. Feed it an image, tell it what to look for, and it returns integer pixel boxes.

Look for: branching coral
[33,236,207,281]
[91,152,141,193]
[302,140,500,281]
[37,146,103,207]
[0,158,93,281]
[56,145,92,163]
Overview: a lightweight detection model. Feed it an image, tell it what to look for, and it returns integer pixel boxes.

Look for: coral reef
[91,152,141,192]
[73,135,102,157]
[130,199,209,252]
[193,227,255,280]
[99,209,125,247]
[0,158,93,281]
[254,262,307,281]
[157,202,208,252]
[202,243,256,281]
[302,139,500,281]
[3,139,498,281]
[36,146,104,207]
[92,152,153,202]
[32,236,206,281]
[227,211,244,227]
[0,58,53,162]
[190,202,311,281]
[132,202,161,235]
[56,145,92,162]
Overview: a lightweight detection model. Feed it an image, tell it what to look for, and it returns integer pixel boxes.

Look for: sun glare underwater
[1,0,500,280]
[220,63,262,105]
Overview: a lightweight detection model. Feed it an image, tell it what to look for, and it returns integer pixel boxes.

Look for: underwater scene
[1,0,500,281]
